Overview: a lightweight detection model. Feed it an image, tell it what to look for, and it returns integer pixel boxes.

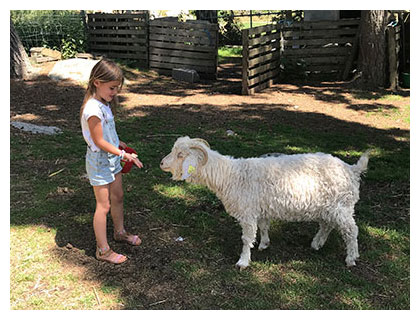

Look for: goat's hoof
[235,260,249,270]
[258,242,270,251]
[346,259,357,267]
[311,242,321,251]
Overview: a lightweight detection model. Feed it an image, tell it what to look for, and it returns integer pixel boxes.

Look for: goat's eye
[177,152,184,159]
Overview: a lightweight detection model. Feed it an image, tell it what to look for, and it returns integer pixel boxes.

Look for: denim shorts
[86,147,122,186]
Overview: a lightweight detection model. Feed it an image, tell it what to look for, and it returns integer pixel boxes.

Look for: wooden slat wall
[149,19,218,79]
[242,23,282,94]
[242,19,360,94]
[281,19,360,80]
[87,12,149,65]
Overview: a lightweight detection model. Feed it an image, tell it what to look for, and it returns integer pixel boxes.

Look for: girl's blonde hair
[80,58,124,119]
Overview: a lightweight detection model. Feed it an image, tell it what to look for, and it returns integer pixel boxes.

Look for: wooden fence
[87,12,149,66]
[149,19,218,79]
[242,23,282,94]
[387,25,401,90]
[281,19,360,80]
[242,19,360,94]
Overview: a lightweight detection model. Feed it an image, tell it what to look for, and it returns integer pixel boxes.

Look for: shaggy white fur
[160,137,370,269]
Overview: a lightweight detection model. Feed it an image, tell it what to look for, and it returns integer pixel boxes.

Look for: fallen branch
[149,299,167,307]
[48,168,65,177]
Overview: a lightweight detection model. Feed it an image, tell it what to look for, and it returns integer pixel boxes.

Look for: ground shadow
[10,72,409,309]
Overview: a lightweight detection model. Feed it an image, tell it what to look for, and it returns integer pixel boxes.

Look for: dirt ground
[11,60,410,133]
[10,60,410,309]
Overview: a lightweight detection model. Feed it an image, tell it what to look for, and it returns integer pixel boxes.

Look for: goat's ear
[181,156,198,180]
[191,145,208,166]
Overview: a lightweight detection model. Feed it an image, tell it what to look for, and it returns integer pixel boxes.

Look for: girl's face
[93,80,121,103]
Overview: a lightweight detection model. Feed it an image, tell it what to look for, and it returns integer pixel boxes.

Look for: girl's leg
[93,183,127,263]
[109,172,141,246]
[109,172,124,233]
[92,184,112,249]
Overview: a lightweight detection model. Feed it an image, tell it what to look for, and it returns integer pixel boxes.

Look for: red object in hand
[119,146,137,173]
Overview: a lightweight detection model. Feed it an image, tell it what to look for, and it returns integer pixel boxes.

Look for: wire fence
[11,10,87,54]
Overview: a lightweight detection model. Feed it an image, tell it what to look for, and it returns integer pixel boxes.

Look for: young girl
[80,59,143,264]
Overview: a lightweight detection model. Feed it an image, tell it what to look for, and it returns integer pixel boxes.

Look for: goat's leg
[236,221,257,270]
[335,214,359,267]
[258,218,271,251]
[311,221,333,250]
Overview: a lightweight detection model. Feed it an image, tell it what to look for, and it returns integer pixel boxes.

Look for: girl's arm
[88,116,121,156]
[88,117,142,168]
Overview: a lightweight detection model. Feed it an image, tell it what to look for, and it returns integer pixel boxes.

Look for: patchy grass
[10,65,409,310]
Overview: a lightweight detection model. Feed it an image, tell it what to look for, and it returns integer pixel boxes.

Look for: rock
[11,121,62,135]
[172,68,200,83]
[48,58,100,82]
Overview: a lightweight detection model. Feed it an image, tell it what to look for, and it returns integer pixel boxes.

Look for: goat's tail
[352,150,372,176]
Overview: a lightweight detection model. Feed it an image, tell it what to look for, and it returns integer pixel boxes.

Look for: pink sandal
[114,229,142,246]
[96,247,127,264]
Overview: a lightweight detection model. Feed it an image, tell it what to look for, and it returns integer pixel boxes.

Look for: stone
[172,68,200,83]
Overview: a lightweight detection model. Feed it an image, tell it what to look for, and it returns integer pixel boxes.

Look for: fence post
[388,26,398,91]
[242,28,250,95]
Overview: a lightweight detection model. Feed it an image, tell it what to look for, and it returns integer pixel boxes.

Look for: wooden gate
[87,12,149,66]
[242,23,282,94]
[149,19,218,79]
[242,19,360,94]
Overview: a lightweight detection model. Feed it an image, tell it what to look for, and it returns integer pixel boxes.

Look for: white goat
[160,136,370,269]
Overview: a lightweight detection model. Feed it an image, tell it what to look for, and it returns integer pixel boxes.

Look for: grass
[10,71,410,309]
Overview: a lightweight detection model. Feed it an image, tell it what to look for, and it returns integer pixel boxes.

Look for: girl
[80,59,143,264]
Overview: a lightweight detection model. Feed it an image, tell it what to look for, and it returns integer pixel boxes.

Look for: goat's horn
[191,145,208,166]
[192,138,210,148]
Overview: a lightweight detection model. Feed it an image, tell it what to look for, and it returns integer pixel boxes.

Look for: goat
[160,136,370,269]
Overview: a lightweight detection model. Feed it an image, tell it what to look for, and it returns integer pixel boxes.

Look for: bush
[11,10,87,56]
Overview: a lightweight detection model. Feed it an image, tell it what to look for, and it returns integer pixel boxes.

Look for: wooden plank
[248,78,275,94]
[150,26,216,39]
[92,51,148,61]
[282,46,351,56]
[149,61,215,74]
[282,28,357,38]
[282,37,356,47]
[90,44,147,52]
[150,19,218,31]
[249,42,280,58]
[247,23,282,36]
[248,68,280,86]
[248,61,279,77]
[149,54,215,67]
[242,28,250,95]
[149,33,215,46]
[285,56,347,65]
[388,27,398,91]
[248,51,280,68]
[285,19,360,30]
[247,30,281,47]
[88,21,148,28]
[149,40,215,53]
[88,28,147,36]
[88,36,147,44]
[150,47,214,60]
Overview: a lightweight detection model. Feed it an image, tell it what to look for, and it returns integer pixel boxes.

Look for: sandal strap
[114,229,141,246]
[130,235,139,245]
[96,247,126,264]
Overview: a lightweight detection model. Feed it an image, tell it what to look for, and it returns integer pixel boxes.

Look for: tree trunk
[10,19,33,79]
[357,10,388,88]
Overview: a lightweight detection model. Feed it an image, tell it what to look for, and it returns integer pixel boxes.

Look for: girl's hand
[119,141,127,149]
[123,153,143,169]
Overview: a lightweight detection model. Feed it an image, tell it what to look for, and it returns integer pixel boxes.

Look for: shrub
[11,10,87,56]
